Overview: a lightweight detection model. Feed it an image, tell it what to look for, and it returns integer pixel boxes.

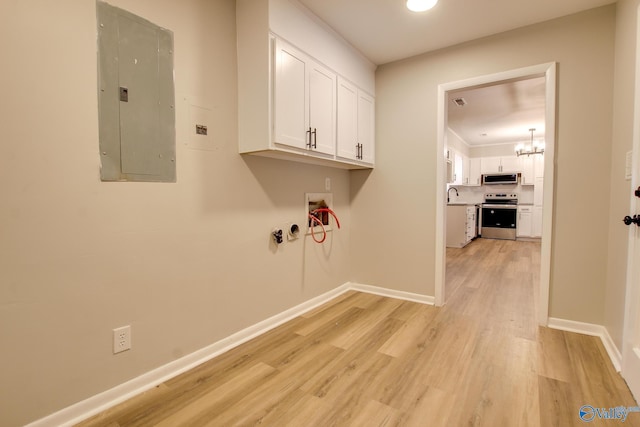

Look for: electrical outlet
[113,325,131,354]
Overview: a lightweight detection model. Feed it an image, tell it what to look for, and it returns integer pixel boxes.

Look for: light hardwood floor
[78,238,639,426]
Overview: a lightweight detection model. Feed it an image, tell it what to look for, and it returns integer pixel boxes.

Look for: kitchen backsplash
[447,183,534,204]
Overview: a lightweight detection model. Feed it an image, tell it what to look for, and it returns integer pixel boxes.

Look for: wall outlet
[113,325,131,354]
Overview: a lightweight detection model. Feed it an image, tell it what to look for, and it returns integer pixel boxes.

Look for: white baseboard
[28,282,432,427]
[547,317,622,372]
[348,282,436,305]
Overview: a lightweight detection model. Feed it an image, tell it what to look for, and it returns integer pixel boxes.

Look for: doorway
[435,63,557,325]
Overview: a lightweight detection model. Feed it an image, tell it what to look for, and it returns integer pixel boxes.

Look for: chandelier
[515,128,545,157]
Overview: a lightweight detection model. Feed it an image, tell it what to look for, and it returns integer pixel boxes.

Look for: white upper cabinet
[521,154,544,185]
[453,152,463,185]
[336,78,357,159]
[274,39,336,155]
[481,155,521,174]
[336,77,375,165]
[521,156,534,185]
[237,0,375,170]
[357,90,375,164]
[500,156,521,173]
[535,154,545,178]
[463,157,481,186]
[308,61,336,155]
[273,40,308,150]
[480,157,502,174]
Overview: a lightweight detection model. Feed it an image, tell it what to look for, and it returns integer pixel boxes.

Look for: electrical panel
[97,1,176,182]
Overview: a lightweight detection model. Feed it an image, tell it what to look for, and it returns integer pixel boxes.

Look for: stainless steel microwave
[482,173,518,185]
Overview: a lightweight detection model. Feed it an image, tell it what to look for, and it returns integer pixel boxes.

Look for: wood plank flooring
[77,238,639,426]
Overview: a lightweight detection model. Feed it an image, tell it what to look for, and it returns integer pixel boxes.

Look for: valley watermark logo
[579,405,640,423]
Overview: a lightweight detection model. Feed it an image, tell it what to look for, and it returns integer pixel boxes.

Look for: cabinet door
[357,91,375,164]
[336,78,358,159]
[273,40,308,150]
[481,157,501,174]
[533,207,543,237]
[517,209,533,237]
[308,61,336,155]
[534,155,545,178]
[521,156,534,185]
[454,152,463,185]
[465,158,481,186]
[534,176,544,206]
[501,156,521,173]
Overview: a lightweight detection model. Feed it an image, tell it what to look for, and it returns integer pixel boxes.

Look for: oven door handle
[482,204,518,209]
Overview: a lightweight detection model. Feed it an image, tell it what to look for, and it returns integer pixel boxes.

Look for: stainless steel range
[481,193,518,240]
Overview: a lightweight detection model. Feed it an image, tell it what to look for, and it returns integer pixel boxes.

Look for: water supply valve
[272,228,284,244]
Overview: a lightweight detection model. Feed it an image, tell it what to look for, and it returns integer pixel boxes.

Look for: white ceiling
[296,0,615,147]
[296,0,616,66]
[447,77,546,147]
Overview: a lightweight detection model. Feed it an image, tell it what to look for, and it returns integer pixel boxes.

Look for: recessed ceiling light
[406,0,438,12]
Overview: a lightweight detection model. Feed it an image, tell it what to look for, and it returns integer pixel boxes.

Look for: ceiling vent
[452,97,467,107]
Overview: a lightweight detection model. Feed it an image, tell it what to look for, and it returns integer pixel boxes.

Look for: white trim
[620,2,640,404]
[548,317,622,372]
[26,282,432,427]
[435,62,556,324]
[435,80,447,307]
[348,282,436,305]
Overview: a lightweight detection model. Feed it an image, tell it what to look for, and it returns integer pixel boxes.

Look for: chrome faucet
[447,187,459,203]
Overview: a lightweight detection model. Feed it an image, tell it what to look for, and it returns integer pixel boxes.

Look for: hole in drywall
[306,193,333,232]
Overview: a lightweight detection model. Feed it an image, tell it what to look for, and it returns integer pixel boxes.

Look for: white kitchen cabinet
[445,147,464,184]
[447,205,477,248]
[236,0,375,170]
[463,157,482,186]
[481,157,502,174]
[481,156,521,174]
[521,156,534,185]
[535,154,545,178]
[534,176,544,206]
[454,152,464,185]
[274,39,335,155]
[517,205,533,237]
[521,155,544,185]
[532,175,544,237]
[336,77,374,165]
[501,156,521,173]
[533,206,543,237]
[466,206,477,242]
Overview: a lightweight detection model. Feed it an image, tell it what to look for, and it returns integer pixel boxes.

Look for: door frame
[621,4,640,399]
[434,62,557,326]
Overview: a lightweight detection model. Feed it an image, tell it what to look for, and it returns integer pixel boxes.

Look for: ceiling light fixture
[406,0,438,12]
[515,128,545,157]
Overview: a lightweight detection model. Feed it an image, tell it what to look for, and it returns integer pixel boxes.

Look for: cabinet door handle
[306,127,312,149]
[312,128,317,149]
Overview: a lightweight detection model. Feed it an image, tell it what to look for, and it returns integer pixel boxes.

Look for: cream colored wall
[606,0,640,351]
[351,7,615,322]
[471,143,519,158]
[0,1,351,425]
